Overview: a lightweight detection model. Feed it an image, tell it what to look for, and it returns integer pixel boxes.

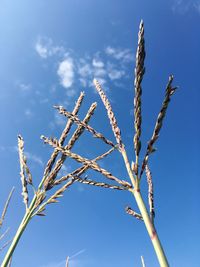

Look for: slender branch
[42,136,131,188]
[33,179,74,216]
[54,146,116,185]
[54,105,115,147]
[140,75,176,178]
[43,91,85,179]
[93,79,123,150]
[73,176,127,190]
[125,206,143,220]
[44,102,97,190]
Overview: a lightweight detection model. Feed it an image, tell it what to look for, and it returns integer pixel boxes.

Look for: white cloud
[78,56,107,88]
[35,42,48,58]
[107,63,125,80]
[78,63,93,77]
[35,37,64,58]
[57,58,74,89]
[172,0,200,14]
[35,37,133,93]
[77,49,132,88]
[92,58,104,68]
[105,46,133,62]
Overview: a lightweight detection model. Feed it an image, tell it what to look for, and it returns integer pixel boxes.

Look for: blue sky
[0,0,199,266]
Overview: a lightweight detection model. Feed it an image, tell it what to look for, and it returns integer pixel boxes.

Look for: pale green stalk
[1,176,45,267]
[121,148,169,267]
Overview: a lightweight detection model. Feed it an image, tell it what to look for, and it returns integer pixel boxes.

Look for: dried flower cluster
[2,20,176,267]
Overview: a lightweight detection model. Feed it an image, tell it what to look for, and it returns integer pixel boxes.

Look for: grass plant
[1,20,176,266]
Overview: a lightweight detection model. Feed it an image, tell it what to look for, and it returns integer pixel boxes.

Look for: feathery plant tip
[2,21,177,267]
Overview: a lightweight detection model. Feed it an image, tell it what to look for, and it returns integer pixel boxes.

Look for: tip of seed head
[93,78,99,85]
[140,19,144,27]
[18,134,23,140]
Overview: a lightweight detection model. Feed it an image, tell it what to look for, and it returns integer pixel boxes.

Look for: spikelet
[43,102,97,190]
[34,190,46,209]
[145,164,155,220]
[54,105,115,147]
[93,79,123,150]
[133,20,145,175]
[66,102,97,148]
[43,91,85,180]
[125,206,143,220]
[73,176,127,190]
[18,135,29,209]
[54,147,116,185]
[140,75,176,177]
[42,136,131,188]
[46,179,74,204]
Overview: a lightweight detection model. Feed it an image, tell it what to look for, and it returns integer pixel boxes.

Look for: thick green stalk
[121,148,169,267]
[132,189,169,267]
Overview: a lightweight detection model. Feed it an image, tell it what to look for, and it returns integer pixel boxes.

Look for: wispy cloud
[35,37,134,96]
[41,249,86,267]
[105,46,133,62]
[24,108,34,119]
[0,145,43,166]
[18,83,32,92]
[172,0,200,14]
[107,62,125,80]
[25,151,44,166]
[35,37,64,58]
[77,49,132,89]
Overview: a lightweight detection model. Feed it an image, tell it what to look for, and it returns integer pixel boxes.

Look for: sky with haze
[0,1,199,267]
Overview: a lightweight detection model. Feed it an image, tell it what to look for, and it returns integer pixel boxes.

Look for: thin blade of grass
[0,188,14,228]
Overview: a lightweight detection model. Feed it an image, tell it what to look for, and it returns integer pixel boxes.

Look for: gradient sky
[0,1,199,267]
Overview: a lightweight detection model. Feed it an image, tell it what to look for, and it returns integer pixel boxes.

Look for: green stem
[121,148,169,266]
[1,209,33,267]
[132,189,169,267]
[2,173,48,266]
